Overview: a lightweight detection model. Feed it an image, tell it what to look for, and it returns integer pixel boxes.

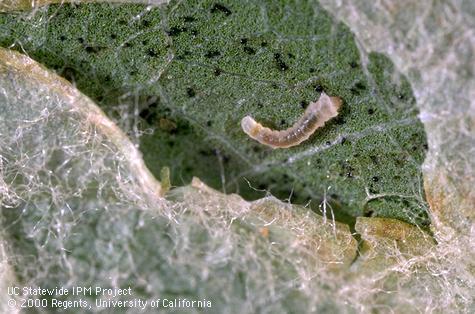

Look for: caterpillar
[241,92,342,148]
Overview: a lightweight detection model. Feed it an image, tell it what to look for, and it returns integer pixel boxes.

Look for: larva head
[319,92,342,116]
[329,96,343,112]
[241,116,261,137]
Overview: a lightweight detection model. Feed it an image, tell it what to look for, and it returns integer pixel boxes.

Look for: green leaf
[0,0,428,226]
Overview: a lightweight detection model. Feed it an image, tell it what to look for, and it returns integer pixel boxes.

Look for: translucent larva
[241,92,342,148]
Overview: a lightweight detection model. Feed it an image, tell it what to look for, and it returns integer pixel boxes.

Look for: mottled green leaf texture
[0,0,428,226]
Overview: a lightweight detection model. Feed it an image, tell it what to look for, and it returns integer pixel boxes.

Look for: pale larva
[241,92,342,148]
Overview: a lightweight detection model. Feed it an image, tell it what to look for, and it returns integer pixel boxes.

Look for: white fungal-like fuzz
[241,92,342,148]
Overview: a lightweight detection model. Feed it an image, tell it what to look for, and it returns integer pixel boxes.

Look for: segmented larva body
[241,92,342,148]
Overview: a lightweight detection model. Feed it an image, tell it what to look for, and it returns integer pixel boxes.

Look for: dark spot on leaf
[260,41,268,47]
[59,35,66,41]
[350,87,360,95]
[252,146,262,153]
[370,155,378,164]
[349,61,358,68]
[211,3,232,16]
[423,143,428,150]
[257,103,263,109]
[206,121,212,127]
[287,53,295,59]
[274,53,289,71]
[334,116,346,125]
[148,99,159,109]
[190,29,198,36]
[139,108,158,124]
[199,150,213,156]
[213,68,222,76]
[300,100,308,109]
[243,46,255,55]
[141,20,151,28]
[77,37,84,44]
[341,137,348,145]
[205,50,220,58]
[186,88,196,98]
[280,119,286,126]
[314,84,323,93]
[309,68,316,73]
[240,38,248,45]
[139,101,159,123]
[351,81,366,95]
[142,39,148,45]
[271,83,279,89]
[167,26,187,36]
[326,141,331,146]
[139,108,151,119]
[364,209,374,217]
[183,16,196,23]
[85,46,103,54]
[124,42,133,48]
[368,108,375,115]
[372,176,379,182]
[147,48,158,57]
[355,82,366,90]
[110,34,117,39]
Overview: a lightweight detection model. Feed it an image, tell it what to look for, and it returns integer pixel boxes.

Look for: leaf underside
[0,0,428,226]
